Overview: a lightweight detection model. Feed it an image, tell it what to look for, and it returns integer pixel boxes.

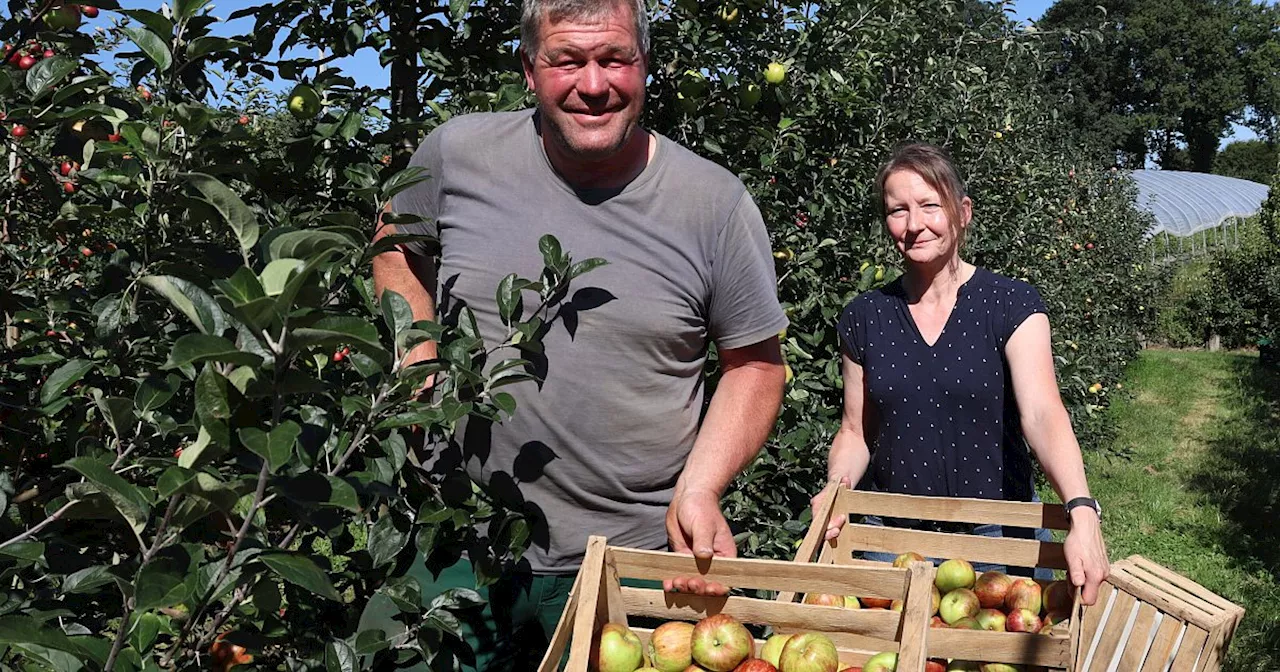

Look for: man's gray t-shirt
[393,109,788,573]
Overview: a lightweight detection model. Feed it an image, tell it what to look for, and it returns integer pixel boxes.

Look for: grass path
[1051,350,1279,670]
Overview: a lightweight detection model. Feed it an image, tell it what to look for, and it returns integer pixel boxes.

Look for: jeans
[858,515,1056,581]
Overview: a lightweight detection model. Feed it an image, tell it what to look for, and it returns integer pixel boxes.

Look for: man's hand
[1063,509,1109,605]
[664,488,736,596]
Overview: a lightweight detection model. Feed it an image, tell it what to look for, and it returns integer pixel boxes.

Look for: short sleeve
[708,191,789,350]
[389,126,446,257]
[837,302,865,364]
[1000,283,1047,346]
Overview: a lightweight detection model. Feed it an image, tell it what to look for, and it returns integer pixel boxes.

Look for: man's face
[522,2,647,163]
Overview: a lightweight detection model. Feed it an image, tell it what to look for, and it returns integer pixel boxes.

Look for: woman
[817,143,1109,605]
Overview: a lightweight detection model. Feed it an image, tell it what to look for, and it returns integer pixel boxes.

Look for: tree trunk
[388,0,422,167]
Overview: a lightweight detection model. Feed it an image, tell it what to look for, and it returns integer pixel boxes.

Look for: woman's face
[882,169,971,268]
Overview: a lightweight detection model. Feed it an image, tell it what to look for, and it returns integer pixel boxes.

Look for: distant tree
[1040,0,1261,171]
[1214,140,1279,184]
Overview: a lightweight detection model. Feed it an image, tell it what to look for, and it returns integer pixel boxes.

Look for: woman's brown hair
[873,142,969,235]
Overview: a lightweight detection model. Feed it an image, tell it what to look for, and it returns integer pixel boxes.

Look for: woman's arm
[1006,313,1110,604]
[816,354,877,540]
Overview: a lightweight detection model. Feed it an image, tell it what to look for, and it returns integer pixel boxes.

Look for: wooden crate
[788,484,1084,670]
[539,535,943,671]
[1075,555,1244,672]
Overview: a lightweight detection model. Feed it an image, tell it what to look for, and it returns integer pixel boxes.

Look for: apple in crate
[733,660,778,672]
[759,634,791,667]
[1004,578,1042,614]
[862,651,897,672]
[1006,609,1043,633]
[935,559,976,593]
[938,588,980,624]
[946,662,981,672]
[861,596,893,609]
[949,617,982,630]
[978,664,1025,672]
[973,571,1013,609]
[778,632,840,672]
[844,596,861,609]
[649,621,695,671]
[692,615,753,671]
[931,585,941,615]
[974,608,1006,631]
[893,552,925,568]
[592,623,645,672]
[1042,580,1072,614]
[803,594,846,608]
[926,660,948,672]
[929,616,948,628]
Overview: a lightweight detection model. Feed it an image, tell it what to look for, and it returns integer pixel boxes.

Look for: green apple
[938,588,979,625]
[648,621,695,672]
[863,651,898,672]
[287,84,322,119]
[934,558,976,593]
[738,83,762,108]
[779,632,839,672]
[591,622,644,672]
[763,62,787,85]
[759,634,791,667]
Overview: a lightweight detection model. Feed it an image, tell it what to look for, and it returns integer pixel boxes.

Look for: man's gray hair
[521,0,650,58]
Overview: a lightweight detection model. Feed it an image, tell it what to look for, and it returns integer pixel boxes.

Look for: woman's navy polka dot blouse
[838,267,1045,503]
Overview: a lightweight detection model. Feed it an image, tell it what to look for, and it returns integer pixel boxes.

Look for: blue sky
[161,0,1253,146]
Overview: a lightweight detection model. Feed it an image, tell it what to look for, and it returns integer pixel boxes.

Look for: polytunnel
[1130,170,1269,253]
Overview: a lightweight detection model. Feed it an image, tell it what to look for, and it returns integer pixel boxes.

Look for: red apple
[106,133,121,142]
[803,594,845,608]
[81,5,99,17]
[974,608,1006,632]
[1006,608,1042,633]
[973,572,1013,609]
[42,48,54,58]
[64,182,76,194]
[11,124,28,139]
[238,115,250,125]
[733,661,777,672]
[17,55,35,70]
[648,621,695,672]
[778,633,839,672]
[591,623,644,672]
[1042,580,1071,615]
[860,596,893,609]
[759,634,791,667]
[892,552,925,568]
[935,559,976,593]
[862,651,897,672]
[691,615,752,672]
[949,617,981,630]
[59,161,76,176]
[938,589,979,625]
[926,660,948,672]
[1004,579,1042,614]
[929,616,948,628]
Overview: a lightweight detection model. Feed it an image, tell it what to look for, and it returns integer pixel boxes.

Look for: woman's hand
[1063,509,1109,605]
[811,477,850,541]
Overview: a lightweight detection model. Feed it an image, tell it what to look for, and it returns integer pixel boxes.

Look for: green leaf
[496,274,523,326]
[0,616,84,659]
[174,0,212,21]
[381,289,413,340]
[260,258,304,296]
[449,0,473,23]
[135,374,180,413]
[239,421,300,473]
[124,26,173,72]
[16,353,64,366]
[258,553,341,601]
[367,515,408,568]
[195,366,231,429]
[135,546,197,611]
[182,173,258,253]
[291,316,384,353]
[214,267,267,305]
[429,588,484,611]
[177,427,217,469]
[92,294,128,336]
[94,395,134,438]
[140,275,227,335]
[0,542,44,563]
[39,360,93,406]
[325,639,357,672]
[381,165,430,200]
[538,234,564,270]
[568,258,608,279]
[62,566,119,595]
[185,35,243,59]
[157,467,197,498]
[268,230,356,260]
[26,56,77,98]
[120,9,173,39]
[164,334,263,369]
[63,457,152,540]
[131,612,162,655]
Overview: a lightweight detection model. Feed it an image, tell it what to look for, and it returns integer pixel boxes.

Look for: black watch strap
[1064,497,1102,522]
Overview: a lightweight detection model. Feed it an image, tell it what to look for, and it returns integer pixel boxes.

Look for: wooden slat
[895,561,936,672]
[779,482,842,604]
[1195,629,1226,672]
[840,523,1069,570]
[1120,563,1224,627]
[1128,556,1238,613]
[1115,602,1160,672]
[819,630,902,656]
[565,537,608,672]
[926,629,1074,667]
[831,554,897,569]
[609,546,909,599]
[840,490,1071,530]
[1079,582,1116,663]
[1069,584,1084,671]
[1169,625,1209,672]
[1108,567,1218,628]
[1139,617,1185,672]
[601,549,628,626]
[1087,590,1138,672]
[536,570,581,672]
[620,587,901,638]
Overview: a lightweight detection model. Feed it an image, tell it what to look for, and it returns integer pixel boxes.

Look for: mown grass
[1052,349,1279,670]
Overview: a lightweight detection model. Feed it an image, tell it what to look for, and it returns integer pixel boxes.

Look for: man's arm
[372,205,438,368]
[664,336,785,595]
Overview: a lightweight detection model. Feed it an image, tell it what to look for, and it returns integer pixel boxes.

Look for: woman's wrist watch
[1064,497,1102,523]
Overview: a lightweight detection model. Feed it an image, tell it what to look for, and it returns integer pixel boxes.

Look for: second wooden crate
[789,485,1084,670]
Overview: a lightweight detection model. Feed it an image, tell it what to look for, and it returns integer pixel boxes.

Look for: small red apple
[106,133,121,142]
[860,597,893,609]
[733,661,777,672]
[1042,580,1072,615]
[10,124,27,139]
[802,593,846,608]
[81,5,99,17]
[1006,608,1042,633]
[17,55,36,69]
[1004,578,1042,614]
[925,659,947,672]
[973,571,1013,609]
[238,115,250,125]
[42,48,55,58]
[64,182,76,194]
[59,160,76,176]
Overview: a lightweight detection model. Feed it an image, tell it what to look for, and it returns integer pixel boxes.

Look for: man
[365,0,787,667]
